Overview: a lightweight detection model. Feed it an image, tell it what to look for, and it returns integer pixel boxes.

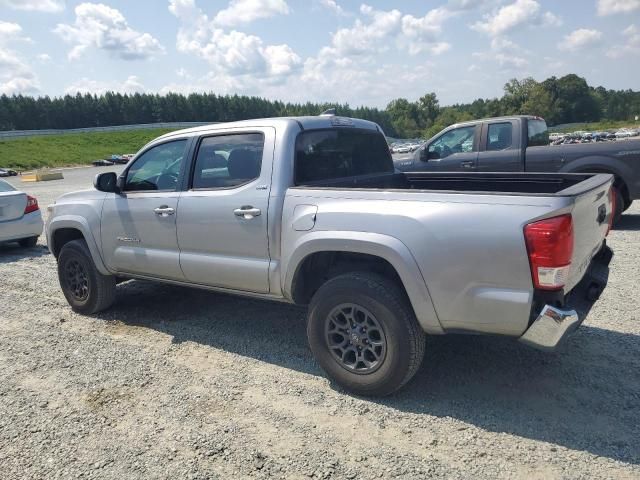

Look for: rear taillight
[606,187,616,236]
[24,195,39,214]
[524,214,574,290]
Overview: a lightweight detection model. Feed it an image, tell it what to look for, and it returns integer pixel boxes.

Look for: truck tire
[18,236,38,248]
[307,272,426,396]
[57,239,116,314]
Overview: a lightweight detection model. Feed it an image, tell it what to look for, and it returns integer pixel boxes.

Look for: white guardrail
[0,122,213,140]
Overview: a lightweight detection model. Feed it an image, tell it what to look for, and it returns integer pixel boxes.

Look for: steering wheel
[441,145,452,158]
[155,172,179,190]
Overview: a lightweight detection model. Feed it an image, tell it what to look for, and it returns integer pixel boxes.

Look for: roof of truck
[449,115,544,129]
[154,115,381,142]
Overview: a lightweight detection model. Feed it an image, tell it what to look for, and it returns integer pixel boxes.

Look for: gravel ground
[1,167,639,479]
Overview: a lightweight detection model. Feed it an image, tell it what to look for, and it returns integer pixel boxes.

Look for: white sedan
[0,178,43,247]
[615,129,633,138]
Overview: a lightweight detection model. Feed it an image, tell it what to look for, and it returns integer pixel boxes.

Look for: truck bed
[297,171,605,196]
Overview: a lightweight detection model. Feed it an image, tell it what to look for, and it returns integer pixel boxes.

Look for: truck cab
[397,115,640,221]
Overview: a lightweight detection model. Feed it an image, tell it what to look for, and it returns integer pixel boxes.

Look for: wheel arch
[283,231,443,334]
[48,216,110,275]
[562,157,632,206]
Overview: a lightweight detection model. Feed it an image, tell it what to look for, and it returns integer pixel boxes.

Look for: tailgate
[0,191,27,222]
[561,173,613,292]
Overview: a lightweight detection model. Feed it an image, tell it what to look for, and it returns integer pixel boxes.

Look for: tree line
[1,74,638,139]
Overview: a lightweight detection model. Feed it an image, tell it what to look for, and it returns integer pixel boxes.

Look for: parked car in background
[397,115,640,222]
[47,115,614,395]
[0,178,43,247]
[615,129,633,138]
[0,168,18,177]
[92,159,114,167]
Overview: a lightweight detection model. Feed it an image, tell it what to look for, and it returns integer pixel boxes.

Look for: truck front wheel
[307,272,426,396]
[57,239,116,314]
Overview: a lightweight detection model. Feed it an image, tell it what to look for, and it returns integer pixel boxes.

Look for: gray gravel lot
[1,167,639,479]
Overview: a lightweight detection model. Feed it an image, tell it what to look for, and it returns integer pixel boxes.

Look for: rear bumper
[0,211,43,243]
[519,244,613,351]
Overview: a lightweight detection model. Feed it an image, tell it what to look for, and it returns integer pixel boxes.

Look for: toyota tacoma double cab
[47,115,614,395]
[395,115,640,222]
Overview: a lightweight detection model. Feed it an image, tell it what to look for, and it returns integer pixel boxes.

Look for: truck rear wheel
[57,239,116,314]
[307,272,425,396]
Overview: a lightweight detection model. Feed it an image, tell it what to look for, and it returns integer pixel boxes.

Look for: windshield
[295,129,393,185]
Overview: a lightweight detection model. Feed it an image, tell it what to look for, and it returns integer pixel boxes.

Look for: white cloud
[597,0,640,16]
[558,28,603,51]
[213,0,289,27]
[473,50,529,69]
[0,22,40,94]
[607,24,640,57]
[36,53,52,62]
[0,21,31,43]
[0,21,23,40]
[490,37,519,51]
[471,0,561,37]
[169,0,301,85]
[319,0,347,16]
[318,4,456,58]
[54,3,164,61]
[0,0,64,12]
[65,75,145,95]
[0,50,40,95]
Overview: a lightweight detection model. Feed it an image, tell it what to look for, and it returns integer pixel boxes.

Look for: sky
[0,0,639,108]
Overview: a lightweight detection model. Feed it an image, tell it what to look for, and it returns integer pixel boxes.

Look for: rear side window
[527,119,549,147]
[295,129,393,184]
[486,122,512,151]
[191,133,264,189]
[0,179,16,192]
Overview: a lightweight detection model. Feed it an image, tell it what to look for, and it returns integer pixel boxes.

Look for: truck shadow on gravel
[0,243,49,262]
[615,214,640,231]
[100,280,640,466]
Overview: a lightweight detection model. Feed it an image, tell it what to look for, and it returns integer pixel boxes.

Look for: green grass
[0,128,180,170]
[551,120,640,133]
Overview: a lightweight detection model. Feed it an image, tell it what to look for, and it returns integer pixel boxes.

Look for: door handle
[460,160,475,169]
[154,206,175,216]
[234,206,261,219]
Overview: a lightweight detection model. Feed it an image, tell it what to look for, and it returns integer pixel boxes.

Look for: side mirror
[94,172,120,193]
[420,146,440,161]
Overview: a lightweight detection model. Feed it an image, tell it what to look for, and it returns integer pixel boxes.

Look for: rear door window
[295,129,393,184]
[191,133,264,189]
[527,119,549,146]
[486,123,513,151]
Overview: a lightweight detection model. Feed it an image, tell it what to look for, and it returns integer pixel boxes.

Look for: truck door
[476,120,522,171]
[176,128,274,293]
[100,139,189,280]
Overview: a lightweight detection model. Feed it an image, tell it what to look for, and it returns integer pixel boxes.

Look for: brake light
[24,195,39,214]
[606,187,616,236]
[524,214,574,290]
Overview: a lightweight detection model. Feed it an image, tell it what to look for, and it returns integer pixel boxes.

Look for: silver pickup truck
[47,115,614,395]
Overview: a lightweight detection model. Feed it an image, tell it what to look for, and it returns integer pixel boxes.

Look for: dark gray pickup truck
[395,115,640,221]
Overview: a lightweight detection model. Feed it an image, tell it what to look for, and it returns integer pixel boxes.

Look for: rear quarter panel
[282,188,573,336]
